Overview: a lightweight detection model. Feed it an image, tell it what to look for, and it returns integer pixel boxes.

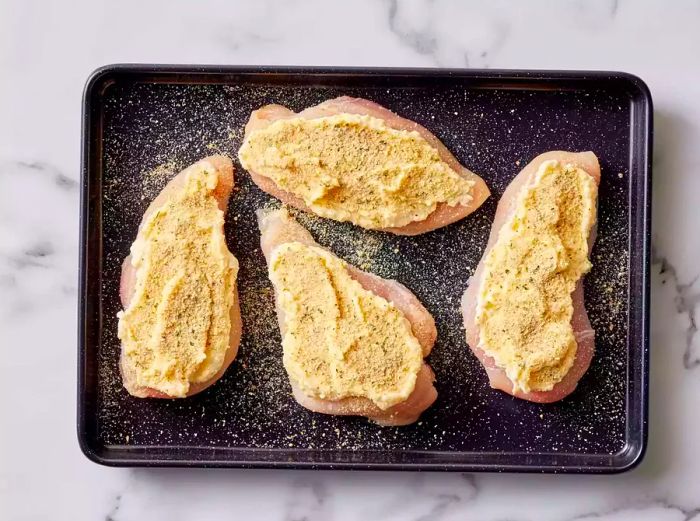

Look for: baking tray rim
[78,64,652,473]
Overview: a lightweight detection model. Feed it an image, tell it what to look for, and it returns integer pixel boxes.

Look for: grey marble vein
[104,494,122,521]
[24,240,55,258]
[387,0,440,63]
[385,0,509,68]
[410,473,479,521]
[16,160,78,190]
[652,243,700,370]
[0,160,78,318]
[464,20,509,68]
[412,476,478,521]
[284,477,331,521]
[574,0,621,19]
[565,499,700,521]
[8,252,52,269]
[610,0,620,17]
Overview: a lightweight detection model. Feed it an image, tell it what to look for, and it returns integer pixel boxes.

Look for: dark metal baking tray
[78,65,651,472]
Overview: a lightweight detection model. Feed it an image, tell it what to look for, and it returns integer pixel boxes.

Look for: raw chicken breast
[258,208,438,425]
[242,96,490,235]
[461,151,600,403]
[119,155,242,398]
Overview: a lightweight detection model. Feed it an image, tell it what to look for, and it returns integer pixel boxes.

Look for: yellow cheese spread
[238,114,474,229]
[475,160,597,393]
[269,242,423,409]
[117,165,238,397]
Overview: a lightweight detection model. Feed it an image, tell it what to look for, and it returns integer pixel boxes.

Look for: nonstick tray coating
[78,66,650,472]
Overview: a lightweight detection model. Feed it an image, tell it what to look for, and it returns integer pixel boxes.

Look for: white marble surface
[1,0,699,519]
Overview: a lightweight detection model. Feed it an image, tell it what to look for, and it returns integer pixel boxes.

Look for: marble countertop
[2,0,699,519]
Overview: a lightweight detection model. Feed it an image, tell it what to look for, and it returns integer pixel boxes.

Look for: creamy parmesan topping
[239,113,474,229]
[269,242,423,409]
[117,164,238,397]
[475,160,597,393]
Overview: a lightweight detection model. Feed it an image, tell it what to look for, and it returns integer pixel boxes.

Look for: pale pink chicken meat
[258,208,438,425]
[242,96,490,235]
[119,155,242,398]
[461,151,600,403]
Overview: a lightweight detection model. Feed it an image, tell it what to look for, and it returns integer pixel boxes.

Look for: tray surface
[79,66,650,472]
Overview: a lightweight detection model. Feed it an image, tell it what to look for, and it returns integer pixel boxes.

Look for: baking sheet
[78,66,650,472]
